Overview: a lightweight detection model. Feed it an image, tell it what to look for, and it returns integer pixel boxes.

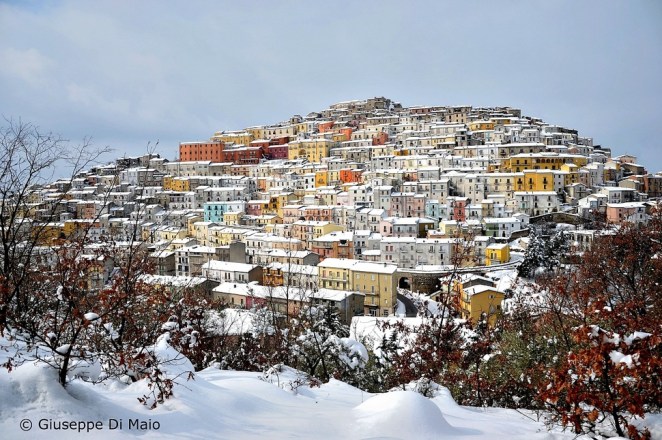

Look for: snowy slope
[2,334,660,440]
[0,360,616,440]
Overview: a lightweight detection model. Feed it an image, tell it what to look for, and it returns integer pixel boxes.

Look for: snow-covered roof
[318,258,398,274]
[313,231,353,242]
[202,261,259,272]
[463,285,504,297]
[212,282,361,302]
[486,243,509,250]
[607,202,645,208]
[139,274,208,288]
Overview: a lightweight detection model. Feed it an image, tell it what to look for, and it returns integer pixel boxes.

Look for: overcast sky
[1,0,661,172]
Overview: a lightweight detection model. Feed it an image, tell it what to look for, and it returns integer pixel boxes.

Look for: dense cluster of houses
[20,97,661,323]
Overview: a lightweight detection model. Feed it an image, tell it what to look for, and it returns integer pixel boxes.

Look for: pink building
[606,202,648,225]
[282,205,305,224]
[301,206,334,222]
[246,200,269,216]
[449,197,469,222]
[388,193,427,218]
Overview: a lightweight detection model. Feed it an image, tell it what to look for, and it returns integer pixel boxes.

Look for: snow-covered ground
[0,360,593,440]
[2,320,659,440]
[3,256,653,440]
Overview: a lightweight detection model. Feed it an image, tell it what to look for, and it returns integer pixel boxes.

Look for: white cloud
[0,47,53,87]
[65,82,131,115]
[0,0,660,170]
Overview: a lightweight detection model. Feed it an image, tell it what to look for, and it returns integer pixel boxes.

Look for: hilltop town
[15,97,662,322]
[3,97,662,439]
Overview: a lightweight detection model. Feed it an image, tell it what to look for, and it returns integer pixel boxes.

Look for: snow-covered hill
[2,329,660,440]
[2,359,643,440]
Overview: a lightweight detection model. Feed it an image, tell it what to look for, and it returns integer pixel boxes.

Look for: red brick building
[179,142,262,164]
[179,141,225,161]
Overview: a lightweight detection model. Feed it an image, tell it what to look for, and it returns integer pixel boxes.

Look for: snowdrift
[1,341,660,439]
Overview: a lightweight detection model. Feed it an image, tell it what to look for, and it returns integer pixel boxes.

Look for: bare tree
[0,118,110,332]
[436,228,480,319]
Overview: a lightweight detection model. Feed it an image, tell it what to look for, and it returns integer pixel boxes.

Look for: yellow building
[485,243,510,265]
[433,220,460,238]
[265,124,297,139]
[141,224,155,242]
[318,258,353,291]
[468,120,495,131]
[63,219,98,238]
[484,172,525,194]
[245,126,265,140]
[327,169,340,186]
[500,153,588,173]
[315,170,329,188]
[262,196,278,215]
[259,215,282,227]
[490,116,516,126]
[189,221,216,246]
[223,211,243,226]
[207,226,225,246]
[521,170,555,192]
[314,223,344,237]
[262,264,285,287]
[207,226,256,246]
[296,121,319,135]
[211,130,254,146]
[163,176,191,192]
[155,226,188,242]
[460,285,505,326]
[274,192,297,218]
[371,144,396,157]
[331,132,349,142]
[351,261,399,317]
[36,222,64,244]
[560,163,580,186]
[317,258,399,317]
[292,163,320,176]
[287,139,334,163]
[291,221,344,248]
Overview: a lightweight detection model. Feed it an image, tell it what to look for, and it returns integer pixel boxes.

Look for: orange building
[318,121,334,133]
[179,141,225,162]
[179,141,262,164]
[336,127,353,142]
[372,132,389,145]
[339,169,363,184]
